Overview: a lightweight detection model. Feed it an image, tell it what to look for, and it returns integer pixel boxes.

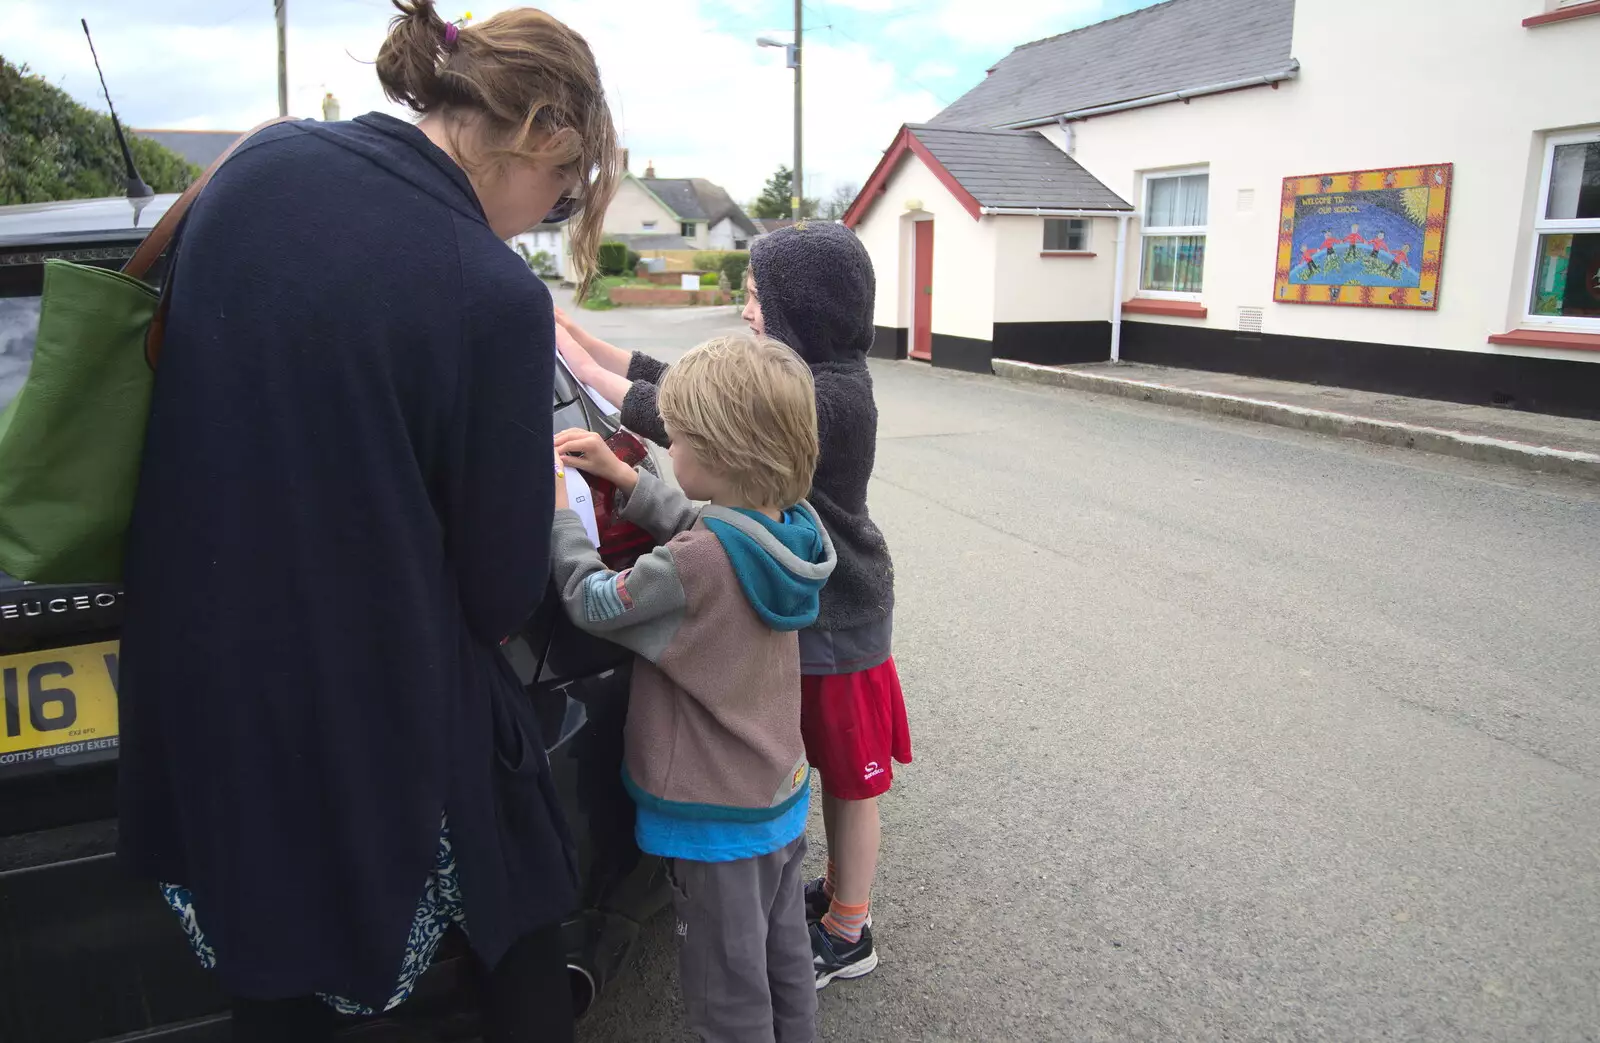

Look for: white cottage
[603,167,757,252]
[846,0,1600,417]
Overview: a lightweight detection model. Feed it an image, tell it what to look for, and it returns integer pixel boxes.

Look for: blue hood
[703,502,837,631]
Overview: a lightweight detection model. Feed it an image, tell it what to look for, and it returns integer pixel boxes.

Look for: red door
[911,220,933,361]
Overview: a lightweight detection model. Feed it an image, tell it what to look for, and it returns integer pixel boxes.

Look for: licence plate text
[1,641,121,767]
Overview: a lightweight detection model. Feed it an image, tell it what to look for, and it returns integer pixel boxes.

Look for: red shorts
[801,657,912,800]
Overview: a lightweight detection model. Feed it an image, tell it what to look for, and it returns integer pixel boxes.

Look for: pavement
[561,299,1600,1043]
[995,361,1600,482]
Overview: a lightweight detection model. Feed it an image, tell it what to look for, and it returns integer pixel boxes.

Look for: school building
[844,0,1600,417]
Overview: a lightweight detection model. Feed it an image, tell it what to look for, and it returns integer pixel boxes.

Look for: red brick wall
[609,287,727,306]
[636,269,709,285]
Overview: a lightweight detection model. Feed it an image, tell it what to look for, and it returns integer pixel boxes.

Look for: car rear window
[0,295,40,413]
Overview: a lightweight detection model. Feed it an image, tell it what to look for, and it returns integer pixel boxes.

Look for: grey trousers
[668,834,816,1043]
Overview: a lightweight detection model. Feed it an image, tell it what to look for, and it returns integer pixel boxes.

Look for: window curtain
[1546,143,1599,221]
[1147,174,1209,229]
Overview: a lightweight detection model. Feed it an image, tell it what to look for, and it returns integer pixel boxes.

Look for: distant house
[603,163,758,251]
[751,218,797,237]
[133,129,244,169]
[845,0,1600,417]
[509,223,568,279]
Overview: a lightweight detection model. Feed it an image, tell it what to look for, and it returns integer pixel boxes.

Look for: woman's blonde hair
[658,336,819,509]
[376,1,619,297]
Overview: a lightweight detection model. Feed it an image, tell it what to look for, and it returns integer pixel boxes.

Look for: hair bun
[375,0,449,113]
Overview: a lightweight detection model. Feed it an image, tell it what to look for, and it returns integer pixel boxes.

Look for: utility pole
[275,0,288,117]
[756,11,803,217]
[792,0,803,219]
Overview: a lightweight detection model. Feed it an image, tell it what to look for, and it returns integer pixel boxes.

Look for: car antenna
[81,19,154,200]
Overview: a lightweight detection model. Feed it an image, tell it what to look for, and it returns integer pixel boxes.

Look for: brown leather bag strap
[136,116,299,367]
[125,116,298,281]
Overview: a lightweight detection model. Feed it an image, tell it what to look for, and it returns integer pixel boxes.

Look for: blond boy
[550,334,836,1043]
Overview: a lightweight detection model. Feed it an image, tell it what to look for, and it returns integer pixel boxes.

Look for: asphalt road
[557,293,1600,1043]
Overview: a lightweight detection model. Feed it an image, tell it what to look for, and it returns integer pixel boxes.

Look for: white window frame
[1138,166,1209,300]
[680,221,697,239]
[1042,218,1090,252]
[1523,128,1600,331]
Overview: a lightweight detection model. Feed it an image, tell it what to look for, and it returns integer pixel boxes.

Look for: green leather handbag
[0,119,285,583]
[0,259,161,582]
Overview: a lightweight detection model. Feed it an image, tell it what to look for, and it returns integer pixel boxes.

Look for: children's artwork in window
[1532,233,1600,318]
[1273,164,1453,310]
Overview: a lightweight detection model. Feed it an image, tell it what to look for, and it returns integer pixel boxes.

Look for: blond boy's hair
[657,335,819,508]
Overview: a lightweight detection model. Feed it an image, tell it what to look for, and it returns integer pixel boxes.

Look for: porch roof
[844,125,1131,227]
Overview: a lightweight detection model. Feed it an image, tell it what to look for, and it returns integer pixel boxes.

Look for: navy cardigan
[117,114,571,1007]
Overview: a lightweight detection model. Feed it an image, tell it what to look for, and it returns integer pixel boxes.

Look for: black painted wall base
[1121,322,1600,420]
[993,321,1111,366]
[930,333,993,374]
[870,325,908,360]
[919,321,1114,373]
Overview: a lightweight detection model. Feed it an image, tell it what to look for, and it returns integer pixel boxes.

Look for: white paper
[563,467,601,548]
[580,380,618,416]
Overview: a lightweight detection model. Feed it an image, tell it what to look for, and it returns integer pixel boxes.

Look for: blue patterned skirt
[160,815,465,1015]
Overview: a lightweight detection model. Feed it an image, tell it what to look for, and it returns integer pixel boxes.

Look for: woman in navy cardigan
[116,4,618,1039]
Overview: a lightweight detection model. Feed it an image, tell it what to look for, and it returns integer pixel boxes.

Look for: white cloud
[6,0,937,205]
[818,0,902,10]
[887,0,1110,53]
[545,1,938,201]
[911,60,960,82]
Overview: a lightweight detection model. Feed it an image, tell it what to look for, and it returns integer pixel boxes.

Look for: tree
[0,56,199,205]
[821,182,860,221]
[749,164,819,220]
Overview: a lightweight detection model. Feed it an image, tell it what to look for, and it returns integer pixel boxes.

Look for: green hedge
[597,241,629,276]
[0,56,200,204]
[688,250,750,290]
[698,271,720,287]
[720,252,750,293]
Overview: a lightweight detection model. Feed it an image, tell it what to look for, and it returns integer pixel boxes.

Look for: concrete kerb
[993,360,1600,482]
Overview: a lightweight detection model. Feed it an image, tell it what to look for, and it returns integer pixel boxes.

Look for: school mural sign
[1274,163,1453,311]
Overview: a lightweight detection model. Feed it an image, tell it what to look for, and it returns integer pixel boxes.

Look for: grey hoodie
[550,472,837,836]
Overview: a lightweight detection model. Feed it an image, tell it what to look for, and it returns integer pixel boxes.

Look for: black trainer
[803,877,831,922]
[810,921,879,989]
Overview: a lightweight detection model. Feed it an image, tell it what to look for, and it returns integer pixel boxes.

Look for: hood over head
[749,221,876,365]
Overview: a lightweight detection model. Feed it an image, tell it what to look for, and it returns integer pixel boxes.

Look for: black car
[0,194,667,1042]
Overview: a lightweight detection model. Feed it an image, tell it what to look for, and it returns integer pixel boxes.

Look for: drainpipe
[1110,213,1130,363]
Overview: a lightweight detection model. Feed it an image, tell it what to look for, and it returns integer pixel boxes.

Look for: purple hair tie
[442,22,459,49]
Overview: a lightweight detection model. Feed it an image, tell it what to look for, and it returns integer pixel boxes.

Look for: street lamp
[756,3,802,218]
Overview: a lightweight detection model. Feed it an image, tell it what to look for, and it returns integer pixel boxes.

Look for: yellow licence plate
[0,641,121,768]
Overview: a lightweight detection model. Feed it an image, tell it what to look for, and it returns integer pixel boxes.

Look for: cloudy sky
[7,0,1155,205]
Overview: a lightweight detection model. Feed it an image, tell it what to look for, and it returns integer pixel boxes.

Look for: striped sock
[821,899,870,945]
[823,859,837,899]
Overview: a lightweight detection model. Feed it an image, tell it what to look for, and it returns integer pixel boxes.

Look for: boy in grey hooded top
[553,223,910,988]
[550,334,834,1043]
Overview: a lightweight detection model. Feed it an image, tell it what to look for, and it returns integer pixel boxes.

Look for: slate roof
[639,177,759,236]
[930,0,1296,129]
[910,126,1132,211]
[640,178,701,218]
[608,232,694,251]
[134,129,244,168]
[753,218,797,234]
